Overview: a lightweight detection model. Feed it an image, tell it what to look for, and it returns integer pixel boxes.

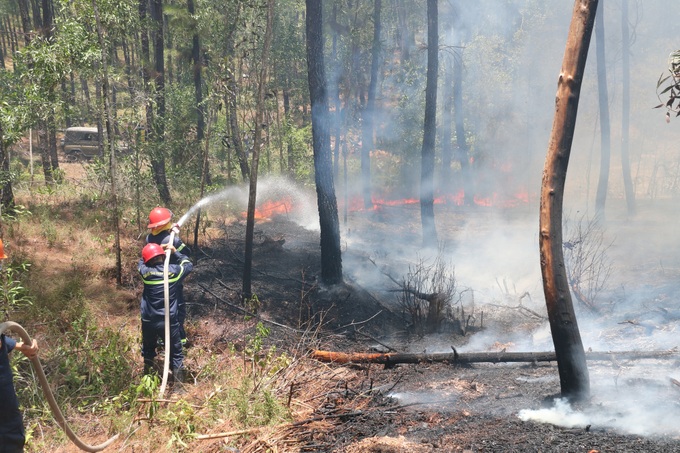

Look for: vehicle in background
[60,127,101,161]
[60,126,130,161]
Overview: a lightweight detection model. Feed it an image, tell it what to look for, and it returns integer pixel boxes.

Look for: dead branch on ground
[310,348,680,365]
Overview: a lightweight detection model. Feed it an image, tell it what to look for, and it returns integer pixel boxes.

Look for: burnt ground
[184,203,680,452]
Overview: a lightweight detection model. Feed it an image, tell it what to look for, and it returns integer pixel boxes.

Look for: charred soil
[182,210,680,453]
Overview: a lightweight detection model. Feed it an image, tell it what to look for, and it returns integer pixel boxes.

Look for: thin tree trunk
[453,47,473,206]
[38,129,53,184]
[441,53,453,197]
[397,0,410,63]
[0,122,15,214]
[150,0,171,204]
[243,0,275,300]
[361,0,381,210]
[283,89,294,178]
[18,0,32,46]
[420,0,438,248]
[594,0,610,218]
[92,0,122,285]
[620,0,635,216]
[539,0,597,402]
[331,3,341,181]
[306,0,343,285]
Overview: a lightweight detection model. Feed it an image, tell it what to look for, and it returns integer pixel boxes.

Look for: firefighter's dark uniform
[146,230,192,342]
[138,250,193,374]
[0,335,25,453]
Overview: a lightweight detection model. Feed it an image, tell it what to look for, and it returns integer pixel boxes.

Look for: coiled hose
[0,321,119,452]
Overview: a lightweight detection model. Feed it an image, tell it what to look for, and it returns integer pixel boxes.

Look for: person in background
[138,242,193,385]
[145,207,192,347]
[0,238,39,453]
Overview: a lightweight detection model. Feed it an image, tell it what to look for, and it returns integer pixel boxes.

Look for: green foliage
[285,123,313,182]
[135,373,161,420]
[49,315,135,412]
[0,261,33,320]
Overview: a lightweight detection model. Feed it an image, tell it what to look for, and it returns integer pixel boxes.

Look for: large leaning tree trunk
[420,0,438,249]
[306,0,343,285]
[539,0,597,401]
[594,0,611,219]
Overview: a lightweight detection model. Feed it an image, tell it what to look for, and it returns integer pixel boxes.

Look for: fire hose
[0,321,119,452]
[158,228,176,396]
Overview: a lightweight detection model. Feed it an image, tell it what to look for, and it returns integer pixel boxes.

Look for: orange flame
[242,197,294,220]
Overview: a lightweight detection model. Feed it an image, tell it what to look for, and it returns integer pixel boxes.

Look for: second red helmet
[142,243,165,263]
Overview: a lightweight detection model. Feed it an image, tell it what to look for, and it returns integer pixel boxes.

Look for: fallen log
[310,348,679,365]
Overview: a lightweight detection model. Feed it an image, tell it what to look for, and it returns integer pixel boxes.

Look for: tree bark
[420,0,438,248]
[306,0,343,285]
[594,0,611,218]
[539,0,598,401]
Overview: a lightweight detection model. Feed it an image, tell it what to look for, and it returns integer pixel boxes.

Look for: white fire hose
[0,321,119,452]
[158,229,176,396]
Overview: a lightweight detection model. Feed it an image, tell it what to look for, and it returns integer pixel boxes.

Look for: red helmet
[147,207,173,229]
[142,243,165,263]
[0,238,7,259]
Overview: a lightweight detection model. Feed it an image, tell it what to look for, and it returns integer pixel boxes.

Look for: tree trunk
[331,3,341,181]
[420,0,438,249]
[17,0,32,46]
[47,120,59,179]
[594,0,610,218]
[306,0,343,285]
[242,0,274,300]
[92,0,122,286]
[361,0,381,210]
[37,128,53,184]
[283,89,295,178]
[227,74,249,182]
[441,52,453,197]
[150,0,171,204]
[0,122,15,214]
[539,0,597,402]
[620,0,635,216]
[453,45,473,206]
[396,0,410,63]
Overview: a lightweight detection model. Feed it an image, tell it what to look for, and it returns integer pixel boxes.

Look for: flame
[342,188,532,212]
[242,197,294,220]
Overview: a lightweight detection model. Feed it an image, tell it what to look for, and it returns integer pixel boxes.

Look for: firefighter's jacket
[138,251,193,326]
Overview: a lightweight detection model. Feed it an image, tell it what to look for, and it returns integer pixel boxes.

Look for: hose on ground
[0,321,119,452]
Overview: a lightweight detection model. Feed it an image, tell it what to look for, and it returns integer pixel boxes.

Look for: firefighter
[0,238,39,453]
[145,207,192,347]
[138,242,193,384]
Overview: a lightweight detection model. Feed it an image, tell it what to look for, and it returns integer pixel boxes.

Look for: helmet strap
[151,222,172,236]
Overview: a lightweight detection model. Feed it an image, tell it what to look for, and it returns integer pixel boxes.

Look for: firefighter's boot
[172,367,187,394]
[143,359,156,376]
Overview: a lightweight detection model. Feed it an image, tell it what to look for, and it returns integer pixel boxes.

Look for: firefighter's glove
[171,223,181,235]
[162,243,177,253]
